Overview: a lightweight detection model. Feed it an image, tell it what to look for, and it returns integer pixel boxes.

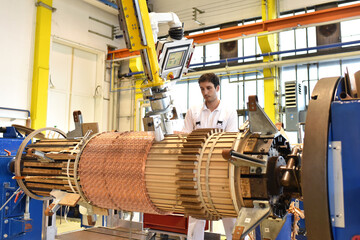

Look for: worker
[182,73,238,240]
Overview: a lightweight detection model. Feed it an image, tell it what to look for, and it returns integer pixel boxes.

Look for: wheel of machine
[302,76,341,240]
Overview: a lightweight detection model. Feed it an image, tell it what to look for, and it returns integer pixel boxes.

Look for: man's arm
[182,109,194,133]
[225,109,238,132]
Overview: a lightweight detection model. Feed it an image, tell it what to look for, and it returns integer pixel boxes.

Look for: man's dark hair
[198,73,220,88]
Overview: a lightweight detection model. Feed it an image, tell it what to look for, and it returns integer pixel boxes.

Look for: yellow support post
[257,0,279,123]
[31,0,53,129]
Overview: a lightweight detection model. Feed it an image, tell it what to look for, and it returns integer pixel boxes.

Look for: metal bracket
[88,16,115,40]
[233,201,271,239]
[192,7,205,25]
[45,190,68,216]
[35,1,56,12]
[260,216,287,240]
[143,116,164,141]
[248,95,278,135]
[27,148,55,163]
[329,141,345,228]
[67,111,84,139]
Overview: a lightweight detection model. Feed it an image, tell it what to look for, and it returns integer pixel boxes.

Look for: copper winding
[78,131,165,214]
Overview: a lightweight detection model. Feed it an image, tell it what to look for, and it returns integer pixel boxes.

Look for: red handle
[4,149,11,156]
[14,191,23,203]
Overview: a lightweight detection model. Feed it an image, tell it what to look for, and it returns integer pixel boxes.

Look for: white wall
[52,0,124,52]
[50,0,125,131]
[0,1,36,114]
[0,0,125,130]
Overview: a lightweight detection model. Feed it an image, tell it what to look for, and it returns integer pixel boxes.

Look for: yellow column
[257,0,278,123]
[31,0,53,129]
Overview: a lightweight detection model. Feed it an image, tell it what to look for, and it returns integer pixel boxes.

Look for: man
[182,73,238,240]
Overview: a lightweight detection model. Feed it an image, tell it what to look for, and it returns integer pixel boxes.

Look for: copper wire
[78,131,164,214]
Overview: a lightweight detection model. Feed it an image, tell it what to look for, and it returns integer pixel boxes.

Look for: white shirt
[182,101,238,133]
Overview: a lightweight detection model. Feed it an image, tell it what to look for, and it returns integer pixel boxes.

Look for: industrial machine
[2,0,359,239]
[7,76,360,240]
[0,126,43,240]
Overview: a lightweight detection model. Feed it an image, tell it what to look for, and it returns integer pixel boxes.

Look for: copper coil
[78,131,165,214]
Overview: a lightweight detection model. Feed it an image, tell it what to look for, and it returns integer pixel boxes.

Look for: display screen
[165,50,185,70]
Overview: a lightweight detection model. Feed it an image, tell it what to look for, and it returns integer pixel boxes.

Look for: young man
[183,73,238,133]
[182,73,238,240]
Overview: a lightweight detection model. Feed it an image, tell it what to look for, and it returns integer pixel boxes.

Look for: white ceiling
[149,0,262,34]
[148,0,341,35]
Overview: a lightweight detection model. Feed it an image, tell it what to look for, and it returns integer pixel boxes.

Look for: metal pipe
[122,71,144,77]
[0,107,30,118]
[24,195,30,220]
[94,0,117,8]
[115,66,121,130]
[109,59,113,92]
[281,146,300,187]
[223,149,267,166]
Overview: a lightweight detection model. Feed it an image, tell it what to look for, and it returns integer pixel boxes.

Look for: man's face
[199,81,219,104]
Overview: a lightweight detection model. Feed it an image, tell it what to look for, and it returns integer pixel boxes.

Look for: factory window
[255,19,263,61]
[280,56,360,128]
[307,64,318,99]
[341,19,360,46]
[188,28,220,68]
[189,30,204,68]
[339,1,360,46]
[182,0,360,129]
[279,30,296,57]
[237,19,262,63]
[191,45,204,68]
[220,75,238,108]
[237,36,244,63]
[307,27,317,53]
[220,72,264,126]
[187,0,360,69]
[188,80,203,108]
[319,60,341,79]
[279,8,318,56]
[171,81,188,114]
[204,27,220,66]
[342,58,360,76]
[278,2,360,57]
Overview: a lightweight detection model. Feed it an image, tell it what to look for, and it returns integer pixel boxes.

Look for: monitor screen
[165,50,185,70]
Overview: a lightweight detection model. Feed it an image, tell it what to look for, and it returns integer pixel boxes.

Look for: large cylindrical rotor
[15,128,290,220]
